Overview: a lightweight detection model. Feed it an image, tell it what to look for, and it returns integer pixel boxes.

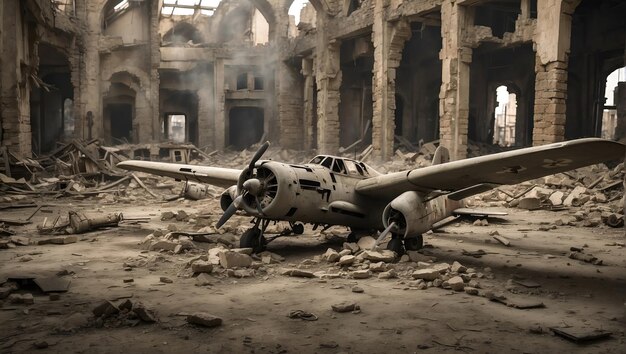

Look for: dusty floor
[0,194,625,353]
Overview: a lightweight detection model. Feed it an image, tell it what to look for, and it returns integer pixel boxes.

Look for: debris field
[0,141,625,353]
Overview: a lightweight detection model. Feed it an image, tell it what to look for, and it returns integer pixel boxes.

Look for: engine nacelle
[220,185,238,212]
[383,191,439,237]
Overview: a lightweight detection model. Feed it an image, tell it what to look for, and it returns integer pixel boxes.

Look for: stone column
[532,0,578,145]
[371,5,411,161]
[439,0,472,160]
[276,60,304,149]
[78,0,103,141]
[148,0,160,142]
[302,58,316,150]
[213,58,226,149]
[197,86,213,149]
[315,15,342,154]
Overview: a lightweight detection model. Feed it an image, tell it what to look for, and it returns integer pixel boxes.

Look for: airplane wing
[355,138,625,199]
[117,160,241,189]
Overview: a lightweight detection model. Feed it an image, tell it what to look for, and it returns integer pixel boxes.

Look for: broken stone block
[406,251,434,263]
[352,270,371,279]
[338,255,356,266]
[187,312,222,327]
[378,269,397,279]
[331,301,359,313]
[258,251,285,262]
[451,261,467,273]
[351,286,364,293]
[447,276,465,291]
[563,186,588,206]
[549,191,564,206]
[464,287,479,295]
[361,250,395,262]
[93,300,119,317]
[357,236,376,250]
[280,269,315,278]
[160,276,173,283]
[195,273,212,286]
[175,210,188,221]
[132,302,157,323]
[518,198,541,210]
[412,269,440,281]
[8,293,34,305]
[208,247,224,265]
[343,242,359,253]
[323,248,340,262]
[191,261,213,274]
[148,240,178,252]
[338,249,352,256]
[218,251,252,269]
[161,211,175,220]
[227,269,254,278]
[369,262,387,272]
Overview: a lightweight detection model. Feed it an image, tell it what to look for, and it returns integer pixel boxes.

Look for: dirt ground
[1,193,625,353]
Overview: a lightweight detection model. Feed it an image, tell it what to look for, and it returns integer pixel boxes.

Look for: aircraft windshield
[309,155,376,177]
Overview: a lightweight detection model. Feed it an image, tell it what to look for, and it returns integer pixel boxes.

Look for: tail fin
[431,145,450,165]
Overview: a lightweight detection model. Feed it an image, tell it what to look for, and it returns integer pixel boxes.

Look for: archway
[492,85,517,146]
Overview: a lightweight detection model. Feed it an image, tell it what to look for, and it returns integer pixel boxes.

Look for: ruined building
[1,0,625,161]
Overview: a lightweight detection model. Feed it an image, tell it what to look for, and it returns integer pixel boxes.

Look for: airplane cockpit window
[310,156,324,165]
[321,157,333,169]
[344,160,359,175]
[332,159,346,174]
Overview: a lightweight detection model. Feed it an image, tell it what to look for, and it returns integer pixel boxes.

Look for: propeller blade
[216,196,242,228]
[254,196,264,215]
[375,221,396,246]
[248,141,270,172]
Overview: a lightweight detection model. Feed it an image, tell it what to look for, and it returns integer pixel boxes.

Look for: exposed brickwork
[315,27,342,154]
[533,60,568,144]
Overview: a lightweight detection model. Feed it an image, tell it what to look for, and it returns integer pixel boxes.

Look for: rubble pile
[91,299,158,328]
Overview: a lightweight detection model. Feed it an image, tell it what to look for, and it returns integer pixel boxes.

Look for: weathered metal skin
[381,192,462,238]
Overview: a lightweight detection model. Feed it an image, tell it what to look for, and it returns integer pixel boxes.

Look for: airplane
[117,138,625,255]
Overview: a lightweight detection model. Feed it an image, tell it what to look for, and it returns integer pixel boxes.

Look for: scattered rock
[8,293,34,305]
[191,261,213,274]
[323,248,340,262]
[281,269,315,278]
[132,302,157,323]
[331,301,359,313]
[378,270,397,279]
[451,261,466,273]
[218,251,252,269]
[195,273,213,286]
[186,312,223,327]
[351,286,364,293]
[93,300,119,317]
[518,197,541,210]
[352,270,371,279]
[160,276,173,284]
[338,255,356,266]
[361,250,395,262]
[412,268,440,281]
[343,242,359,253]
[447,276,465,291]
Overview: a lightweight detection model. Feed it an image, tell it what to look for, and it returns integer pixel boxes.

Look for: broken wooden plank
[131,173,159,198]
[492,235,511,247]
[550,327,612,343]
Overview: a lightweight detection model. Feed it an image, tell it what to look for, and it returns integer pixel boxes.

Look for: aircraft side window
[321,157,333,169]
[310,156,324,164]
[355,163,364,176]
[359,163,369,176]
[344,160,359,175]
[333,159,346,174]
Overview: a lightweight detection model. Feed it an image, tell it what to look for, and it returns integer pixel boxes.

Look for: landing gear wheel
[292,223,304,235]
[386,236,405,256]
[404,235,423,251]
[239,228,266,253]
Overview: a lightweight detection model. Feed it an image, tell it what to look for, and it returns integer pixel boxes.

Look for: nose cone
[242,178,262,195]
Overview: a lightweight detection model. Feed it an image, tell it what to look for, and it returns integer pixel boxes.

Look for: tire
[386,237,404,256]
[404,235,423,251]
[239,228,266,253]
[292,223,304,235]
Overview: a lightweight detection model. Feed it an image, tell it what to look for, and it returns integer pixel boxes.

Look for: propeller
[216,142,270,228]
[375,221,396,246]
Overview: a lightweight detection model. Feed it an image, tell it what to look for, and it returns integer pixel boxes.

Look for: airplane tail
[431,145,450,165]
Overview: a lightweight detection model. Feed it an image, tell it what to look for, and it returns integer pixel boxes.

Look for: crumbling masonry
[1,0,625,160]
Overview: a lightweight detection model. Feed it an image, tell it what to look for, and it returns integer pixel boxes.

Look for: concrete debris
[412,268,440,281]
[569,251,603,265]
[446,276,465,291]
[360,250,395,262]
[195,273,213,286]
[186,312,223,327]
[351,286,364,293]
[338,255,356,266]
[191,261,213,274]
[450,261,466,273]
[281,269,315,278]
[331,301,360,313]
[323,248,340,262]
[378,270,397,279]
[343,242,360,253]
[8,293,34,305]
[518,197,541,210]
[351,270,372,279]
[218,251,253,269]
[93,300,120,317]
[492,235,511,247]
